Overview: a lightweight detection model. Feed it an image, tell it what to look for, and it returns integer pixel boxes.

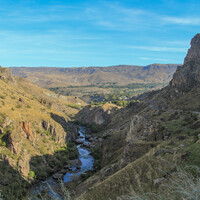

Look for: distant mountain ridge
[10,64,180,88]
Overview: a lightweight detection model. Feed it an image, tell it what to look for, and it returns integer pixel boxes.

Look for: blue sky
[0,0,200,67]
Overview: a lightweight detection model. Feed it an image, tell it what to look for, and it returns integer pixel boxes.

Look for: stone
[52,173,63,180]
[75,139,84,144]
[18,153,30,177]
[8,133,22,155]
[42,120,49,130]
[20,121,33,141]
[59,169,67,174]
[82,143,91,148]
[68,159,81,167]
[88,137,95,142]
[179,144,185,148]
[85,134,91,139]
[154,178,164,185]
[18,98,24,103]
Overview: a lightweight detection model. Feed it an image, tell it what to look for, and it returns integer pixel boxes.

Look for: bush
[36,129,42,134]
[15,104,21,108]
[40,147,45,154]
[28,170,36,179]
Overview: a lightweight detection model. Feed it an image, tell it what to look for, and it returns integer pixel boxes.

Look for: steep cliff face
[170,33,200,91]
[75,103,118,125]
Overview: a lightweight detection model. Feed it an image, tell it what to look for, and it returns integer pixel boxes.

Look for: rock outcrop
[75,104,118,125]
[170,33,200,91]
[8,133,22,155]
[18,151,30,176]
[126,115,166,142]
[20,122,34,141]
[0,66,15,83]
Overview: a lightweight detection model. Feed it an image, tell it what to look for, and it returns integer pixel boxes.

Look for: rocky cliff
[0,67,84,199]
[170,33,200,92]
[75,103,118,126]
[74,34,200,200]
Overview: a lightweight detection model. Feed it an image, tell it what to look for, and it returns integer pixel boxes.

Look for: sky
[0,0,200,67]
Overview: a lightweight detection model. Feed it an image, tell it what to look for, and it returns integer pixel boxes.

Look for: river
[29,126,94,199]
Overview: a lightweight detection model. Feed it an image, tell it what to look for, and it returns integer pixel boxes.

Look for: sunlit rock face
[170,33,200,91]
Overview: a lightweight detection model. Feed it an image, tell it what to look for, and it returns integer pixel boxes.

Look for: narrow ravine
[29,126,94,199]
[63,126,94,182]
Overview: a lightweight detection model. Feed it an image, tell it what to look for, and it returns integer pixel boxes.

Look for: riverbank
[28,126,94,199]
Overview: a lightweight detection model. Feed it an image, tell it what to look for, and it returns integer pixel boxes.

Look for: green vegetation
[0,161,30,200]
[65,103,83,110]
[28,170,36,178]
[0,126,11,147]
[15,104,21,108]
[29,143,78,181]
[36,129,42,134]
[119,166,200,200]
[50,82,166,105]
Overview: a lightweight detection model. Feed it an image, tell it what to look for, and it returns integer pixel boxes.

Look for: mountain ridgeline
[10,64,179,88]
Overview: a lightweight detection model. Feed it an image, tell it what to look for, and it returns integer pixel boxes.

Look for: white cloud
[130,46,187,52]
[139,57,169,62]
[163,17,200,25]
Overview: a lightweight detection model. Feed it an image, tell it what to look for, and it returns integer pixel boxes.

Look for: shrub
[40,147,45,154]
[15,104,21,108]
[45,130,50,136]
[0,95,5,99]
[28,170,36,179]
[36,129,42,134]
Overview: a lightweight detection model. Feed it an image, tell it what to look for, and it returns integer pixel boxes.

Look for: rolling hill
[10,64,179,88]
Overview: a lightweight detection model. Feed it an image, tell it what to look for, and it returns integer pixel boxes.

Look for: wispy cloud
[139,57,169,62]
[163,17,200,25]
[129,46,187,52]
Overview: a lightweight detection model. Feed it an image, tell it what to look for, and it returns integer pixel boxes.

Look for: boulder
[85,134,91,140]
[154,178,165,185]
[75,139,84,144]
[82,143,91,148]
[59,169,67,174]
[52,173,63,180]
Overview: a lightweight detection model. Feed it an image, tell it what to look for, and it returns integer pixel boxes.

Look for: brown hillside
[10,64,179,88]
